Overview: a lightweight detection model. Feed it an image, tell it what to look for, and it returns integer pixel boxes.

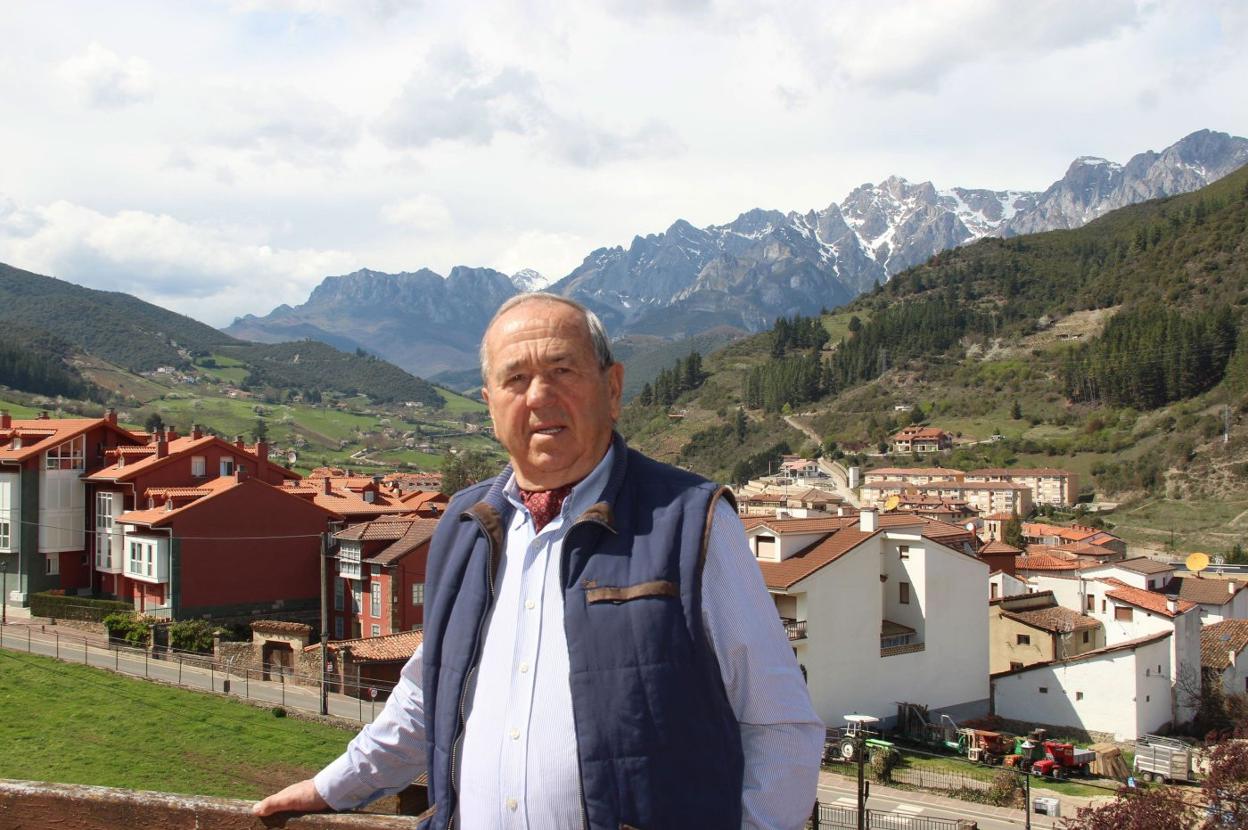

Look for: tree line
[637,351,706,407]
[0,335,96,400]
[1061,306,1239,409]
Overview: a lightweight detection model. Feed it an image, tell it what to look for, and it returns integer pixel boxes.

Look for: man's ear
[607,362,624,420]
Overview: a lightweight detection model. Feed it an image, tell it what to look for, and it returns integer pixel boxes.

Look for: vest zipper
[562,520,593,830]
[448,514,500,830]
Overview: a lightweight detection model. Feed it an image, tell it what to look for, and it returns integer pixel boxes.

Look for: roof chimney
[323,478,333,495]
[37,411,49,420]
[190,423,203,440]
[235,465,249,482]
[1166,595,1178,614]
[155,438,168,459]
[1231,581,1238,596]
[164,426,177,442]
[253,441,268,462]
[234,434,246,449]
[104,408,116,426]
[860,508,878,533]
[0,410,9,429]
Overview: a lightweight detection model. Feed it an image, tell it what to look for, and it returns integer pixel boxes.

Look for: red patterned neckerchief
[519,483,575,533]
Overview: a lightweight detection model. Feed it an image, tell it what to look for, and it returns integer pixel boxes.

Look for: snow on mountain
[510,268,552,292]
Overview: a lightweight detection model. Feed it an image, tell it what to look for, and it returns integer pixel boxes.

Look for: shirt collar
[503,443,615,529]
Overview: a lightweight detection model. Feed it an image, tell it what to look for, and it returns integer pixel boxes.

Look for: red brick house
[330,516,439,640]
[113,471,340,619]
[84,425,298,598]
[1,409,145,609]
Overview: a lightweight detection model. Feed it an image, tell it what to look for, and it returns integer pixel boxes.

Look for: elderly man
[254,294,823,829]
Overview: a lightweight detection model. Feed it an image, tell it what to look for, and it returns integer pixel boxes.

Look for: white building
[992,632,1174,741]
[1162,575,1248,624]
[745,510,989,728]
[1201,620,1248,697]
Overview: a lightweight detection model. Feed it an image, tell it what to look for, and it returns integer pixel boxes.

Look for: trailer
[1134,734,1199,784]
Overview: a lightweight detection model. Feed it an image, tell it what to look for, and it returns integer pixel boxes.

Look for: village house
[0,410,145,609]
[1022,522,1126,556]
[84,426,298,599]
[991,632,1175,741]
[306,628,424,701]
[862,467,966,486]
[988,591,1104,673]
[988,570,1028,601]
[890,426,953,454]
[330,516,438,641]
[1201,620,1248,697]
[979,540,1023,581]
[112,471,340,620]
[1160,574,1248,624]
[280,477,411,523]
[744,510,988,728]
[861,479,1033,518]
[965,469,1079,508]
[397,489,450,517]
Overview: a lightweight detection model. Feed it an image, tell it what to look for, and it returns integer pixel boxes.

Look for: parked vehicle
[957,728,1012,765]
[1033,740,1095,778]
[1134,734,1199,784]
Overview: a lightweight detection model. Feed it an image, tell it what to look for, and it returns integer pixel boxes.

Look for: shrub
[103,612,154,648]
[870,746,901,783]
[169,619,216,653]
[272,707,287,718]
[30,592,133,622]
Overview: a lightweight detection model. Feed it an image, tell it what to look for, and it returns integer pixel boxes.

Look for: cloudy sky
[1,0,1245,327]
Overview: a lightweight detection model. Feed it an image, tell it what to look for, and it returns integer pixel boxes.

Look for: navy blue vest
[418,434,744,829]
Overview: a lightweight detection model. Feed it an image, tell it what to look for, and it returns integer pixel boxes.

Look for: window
[353,588,362,614]
[1010,661,1023,671]
[1076,691,1084,701]
[371,565,381,576]
[371,624,381,637]
[45,553,59,575]
[220,457,235,476]
[755,535,776,559]
[411,582,425,606]
[898,545,910,560]
[1039,687,1048,694]
[0,519,9,550]
[1086,595,1095,612]
[44,435,84,471]
[191,456,206,477]
[333,579,344,611]
[1082,631,1090,644]
[1101,599,1106,613]
[334,617,344,639]
[129,541,143,574]
[370,581,382,617]
[990,583,998,599]
[899,582,910,604]
[1114,606,1134,622]
[1017,634,1031,646]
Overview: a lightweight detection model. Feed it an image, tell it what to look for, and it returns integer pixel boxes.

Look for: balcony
[781,617,807,642]
[881,619,924,657]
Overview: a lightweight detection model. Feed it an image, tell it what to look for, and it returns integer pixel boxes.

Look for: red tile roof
[86,434,298,482]
[1164,575,1247,607]
[1023,522,1099,542]
[1017,553,1086,571]
[310,629,424,663]
[756,526,878,589]
[0,416,142,464]
[119,476,336,527]
[372,518,440,566]
[1100,578,1196,618]
[1113,557,1176,576]
[1002,605,1100,634]
[981,540,1022,556]
[865,467,966,477]
[1201,620,1248,670]
[968,468,1074,477]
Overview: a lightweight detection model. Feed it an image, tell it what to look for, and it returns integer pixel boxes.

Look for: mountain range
[227,129,1248,376]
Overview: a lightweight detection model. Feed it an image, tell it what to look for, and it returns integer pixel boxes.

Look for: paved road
[0,623,386,724]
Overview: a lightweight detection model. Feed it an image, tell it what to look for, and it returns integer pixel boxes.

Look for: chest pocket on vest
[584,579,678,604]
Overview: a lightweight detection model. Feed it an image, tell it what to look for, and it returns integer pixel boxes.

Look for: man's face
[481,301,623,491]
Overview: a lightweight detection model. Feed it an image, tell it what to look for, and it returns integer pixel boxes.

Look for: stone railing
[0,779,426,829]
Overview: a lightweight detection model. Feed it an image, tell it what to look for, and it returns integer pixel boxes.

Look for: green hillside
[621,166,1248,556]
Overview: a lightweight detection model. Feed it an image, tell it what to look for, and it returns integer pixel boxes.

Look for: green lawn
[433,387,487,415]
[0,397,44,418]
[897,750,1112,798]
[1106,497,1248,555]
[0,649,352,799]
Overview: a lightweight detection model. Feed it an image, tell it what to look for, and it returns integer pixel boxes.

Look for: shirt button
[525,599,536,610]
[506,797,518,811]
[509,728,520,740]
[518,662,530,674]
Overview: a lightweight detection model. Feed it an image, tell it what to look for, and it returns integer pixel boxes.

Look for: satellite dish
[965,522,976,532]
[883,495,901,512]
[1186,552,1210,574]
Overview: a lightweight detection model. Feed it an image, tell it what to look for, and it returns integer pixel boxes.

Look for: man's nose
[526,374,556,406]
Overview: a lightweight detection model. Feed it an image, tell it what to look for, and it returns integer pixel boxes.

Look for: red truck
[1032,740,1095,778]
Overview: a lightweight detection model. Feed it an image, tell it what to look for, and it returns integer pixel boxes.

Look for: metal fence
[889,765,995,793]
[808,802,969,829]
[0,621,397,724]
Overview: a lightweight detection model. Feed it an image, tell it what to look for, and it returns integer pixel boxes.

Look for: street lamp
[1019,739,1034,830]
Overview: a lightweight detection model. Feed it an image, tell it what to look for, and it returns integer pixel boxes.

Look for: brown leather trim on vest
[573,500,617,533]
[585,579,679,604]
[700,485,736,572]
[415,802,438,822]
[465,501,505,582]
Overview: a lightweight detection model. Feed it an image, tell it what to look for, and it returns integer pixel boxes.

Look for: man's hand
[252,779,331,817]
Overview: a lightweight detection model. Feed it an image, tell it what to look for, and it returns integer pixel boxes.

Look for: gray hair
[480,292,615,383]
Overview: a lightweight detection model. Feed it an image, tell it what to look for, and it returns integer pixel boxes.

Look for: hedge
[29,592,134,622]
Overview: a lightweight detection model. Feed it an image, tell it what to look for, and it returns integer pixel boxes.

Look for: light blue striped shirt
[315,446,823,828]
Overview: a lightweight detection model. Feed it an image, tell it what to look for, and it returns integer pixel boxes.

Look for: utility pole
[1,561,7,627]
[319,531,330,716]
[856,736,866,830]
[1225,405,1232,444]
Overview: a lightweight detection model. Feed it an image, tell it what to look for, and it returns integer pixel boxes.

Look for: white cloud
[376,44,683,166]
[379,195,452,233]
[57,42,155,107]
[0,196,354,325]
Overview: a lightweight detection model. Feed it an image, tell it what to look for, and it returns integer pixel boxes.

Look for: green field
[1105,497,1248,556]
[0,649,352,798]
